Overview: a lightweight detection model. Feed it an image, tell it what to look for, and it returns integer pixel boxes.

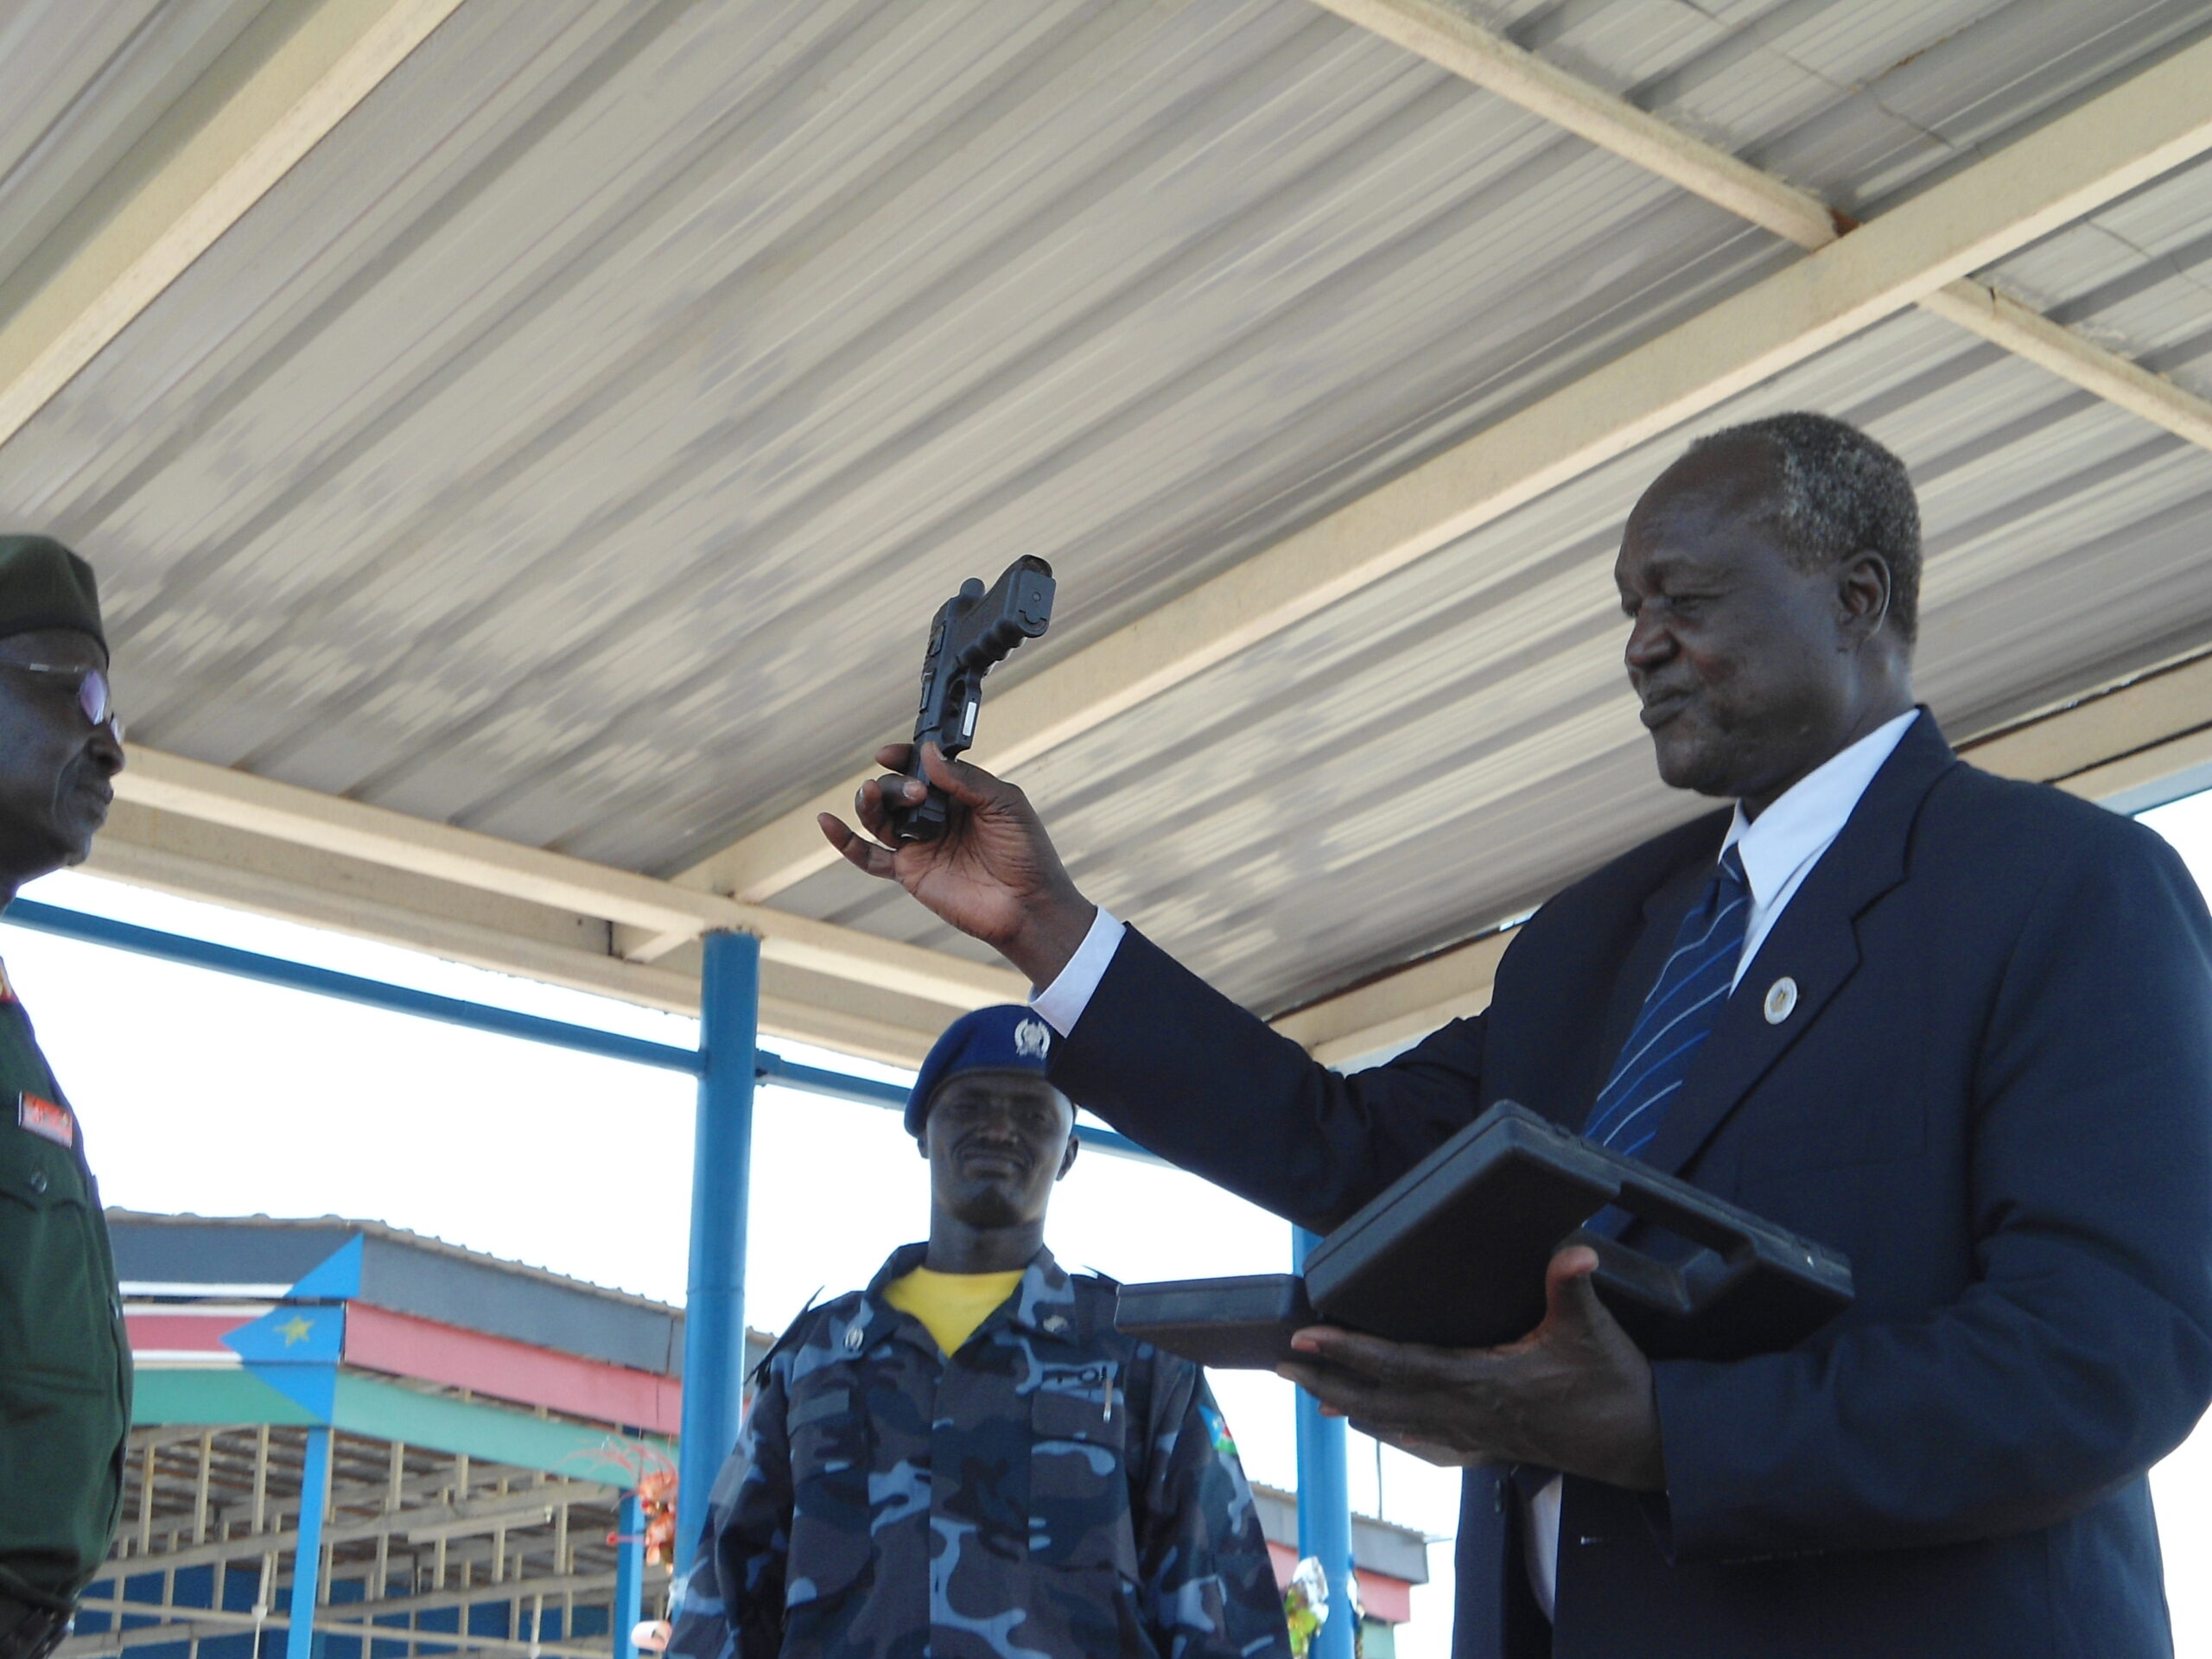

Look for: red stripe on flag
[343,1303,682,1433]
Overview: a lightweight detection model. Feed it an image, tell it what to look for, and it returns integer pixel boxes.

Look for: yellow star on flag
[276,1313,315,1347]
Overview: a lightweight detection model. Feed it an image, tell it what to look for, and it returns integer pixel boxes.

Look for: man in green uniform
[0,536,130,1659]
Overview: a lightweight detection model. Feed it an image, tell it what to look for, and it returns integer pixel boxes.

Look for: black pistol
[893,556,1056,842]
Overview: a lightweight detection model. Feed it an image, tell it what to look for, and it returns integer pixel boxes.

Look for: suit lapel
[1637,713,1961,1180]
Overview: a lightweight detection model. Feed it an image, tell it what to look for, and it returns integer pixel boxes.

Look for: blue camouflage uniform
[669,1243,1290,1659]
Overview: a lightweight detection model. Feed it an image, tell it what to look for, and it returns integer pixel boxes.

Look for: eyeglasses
[0,663,124,743]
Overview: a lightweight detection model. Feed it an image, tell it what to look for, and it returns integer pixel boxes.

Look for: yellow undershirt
[885,1265,1026,1357]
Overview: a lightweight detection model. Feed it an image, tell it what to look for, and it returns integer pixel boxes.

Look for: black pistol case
[1116,1101,1853,1366]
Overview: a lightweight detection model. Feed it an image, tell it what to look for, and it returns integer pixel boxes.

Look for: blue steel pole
[1293,1228,1355,1659]
[3,900,702,1071]
[613,1491,645,1659]
[675,931,760,1577]
[285,1426,333,1659]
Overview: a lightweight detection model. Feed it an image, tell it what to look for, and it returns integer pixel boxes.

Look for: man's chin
[45,799,106,867]
[55,821,101,868]
[945,1187,1030,1230]
[0,826,93,885]
[1649,730,1736,798]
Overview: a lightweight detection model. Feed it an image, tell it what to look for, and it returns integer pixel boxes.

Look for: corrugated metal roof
[3,0,2209,1014]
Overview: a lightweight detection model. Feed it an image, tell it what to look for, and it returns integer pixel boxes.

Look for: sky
[13,783,2212,1657]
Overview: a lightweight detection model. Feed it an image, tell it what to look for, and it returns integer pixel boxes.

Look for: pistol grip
[893,787,951,843]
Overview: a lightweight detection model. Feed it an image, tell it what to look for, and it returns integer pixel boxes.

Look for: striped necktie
[1507,853,1749,1505]
[1583,845,1751,1161]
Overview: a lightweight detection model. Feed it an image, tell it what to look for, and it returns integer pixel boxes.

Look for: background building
[76,1213,727,1659]
[83,1211,1431,1659]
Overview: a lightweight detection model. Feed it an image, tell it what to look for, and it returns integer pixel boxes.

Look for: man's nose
[962,1104,1024,1139]
[87,722,125,773]
[1624,613,1672,673]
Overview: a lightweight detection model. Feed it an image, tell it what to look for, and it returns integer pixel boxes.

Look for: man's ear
[1056,1132,1080,1181]
[916,1131,931,1160]
[1836,551,1892,645]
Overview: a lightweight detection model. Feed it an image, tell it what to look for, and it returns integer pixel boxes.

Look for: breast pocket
[785,1382,873,1609]
[1029,1372,1137,1577]
[0,1128,108,1389]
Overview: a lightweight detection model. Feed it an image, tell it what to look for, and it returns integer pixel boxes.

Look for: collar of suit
[1719,709,1920,982]
[1605,706,1958,1182]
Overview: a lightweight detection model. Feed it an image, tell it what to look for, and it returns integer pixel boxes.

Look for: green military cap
[0,534,104,654]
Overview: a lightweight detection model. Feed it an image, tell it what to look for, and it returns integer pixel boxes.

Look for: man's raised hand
[819,742,1097,988]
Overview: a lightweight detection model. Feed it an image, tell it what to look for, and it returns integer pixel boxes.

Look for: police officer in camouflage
[0,537,130,1659]
[668,1004,1291,1659]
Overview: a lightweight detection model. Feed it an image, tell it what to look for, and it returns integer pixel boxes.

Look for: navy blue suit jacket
[1052,716,2212,1658]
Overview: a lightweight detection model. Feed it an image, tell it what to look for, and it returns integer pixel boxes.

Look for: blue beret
[906,1004,1058,1136]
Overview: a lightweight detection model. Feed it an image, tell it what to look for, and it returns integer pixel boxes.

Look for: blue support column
[613,1492,645,1659]
[1293,1229,1355,1659]
[676,930,760,1576]
[286,1426,334,1659]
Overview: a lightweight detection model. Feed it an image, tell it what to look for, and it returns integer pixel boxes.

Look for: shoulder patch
[1198,1401,1238,1458]
[17,1091,73,1148]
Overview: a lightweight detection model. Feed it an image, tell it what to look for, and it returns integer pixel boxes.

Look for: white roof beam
[90,798,698,1010]
[1320,0,2212,448]
[1314,0,1841,249]
[1959,649,2212,804]
[108,747,1023,1014]
[646,29,2212,933]
[0,0,467,449]
[1912,283,2212,450]
[86,803,962,1065]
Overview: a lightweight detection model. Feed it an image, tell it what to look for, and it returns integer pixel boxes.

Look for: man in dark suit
[821,413,2212,1657]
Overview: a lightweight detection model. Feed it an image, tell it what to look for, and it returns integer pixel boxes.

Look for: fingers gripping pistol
[892,556,1057,842]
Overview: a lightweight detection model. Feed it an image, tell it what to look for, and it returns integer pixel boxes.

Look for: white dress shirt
[1032,709,1923,1619]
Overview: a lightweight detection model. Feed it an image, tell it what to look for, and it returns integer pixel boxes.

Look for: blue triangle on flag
[288,1235,363,1301]
[224,1303,346,1366]
[244,1358,336,1422]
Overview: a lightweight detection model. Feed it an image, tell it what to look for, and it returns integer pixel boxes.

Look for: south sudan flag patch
[1199,1402,1237,1459]
[17,1091,73,1148]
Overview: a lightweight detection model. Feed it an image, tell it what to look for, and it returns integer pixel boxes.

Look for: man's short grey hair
[1688,412,1923,644]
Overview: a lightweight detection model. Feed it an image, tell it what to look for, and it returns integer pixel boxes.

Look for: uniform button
[843,1327,862,1351]
[26,1169,46,1194]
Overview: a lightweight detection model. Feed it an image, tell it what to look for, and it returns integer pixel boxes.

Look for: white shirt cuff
[1527,1474,1561,1620]
[1029,907,1125,1036]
